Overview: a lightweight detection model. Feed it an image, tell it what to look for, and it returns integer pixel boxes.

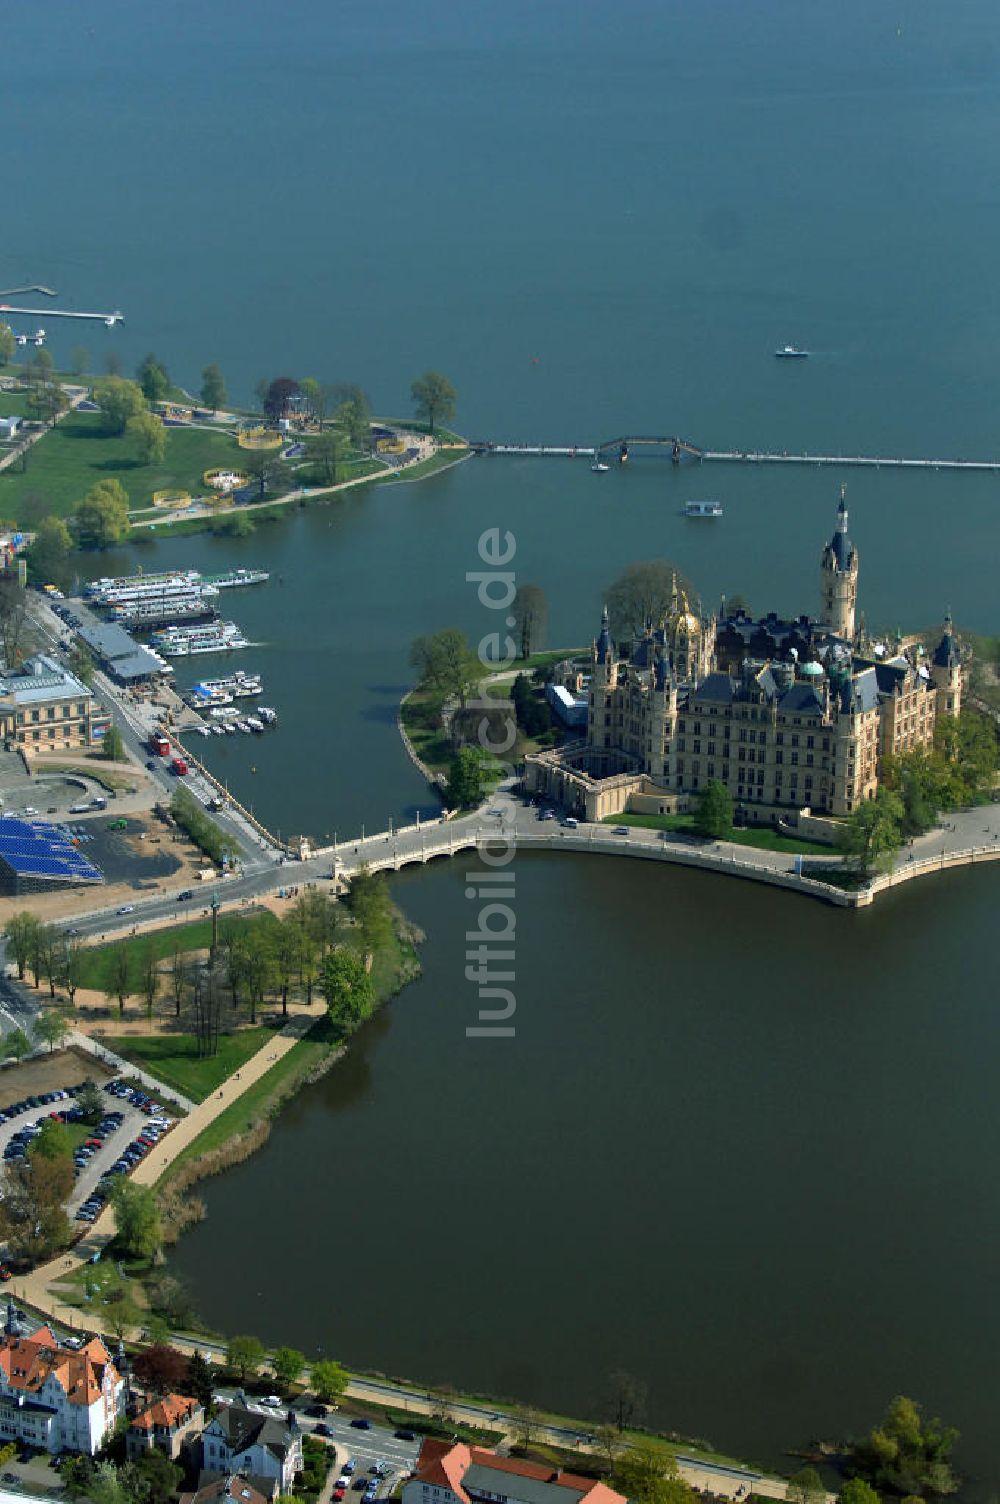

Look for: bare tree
[106,942,132,1018]
[512,583,549,660]
[169,946,189,1019]
[139,945,160,1027]
[606,1369,647,1434]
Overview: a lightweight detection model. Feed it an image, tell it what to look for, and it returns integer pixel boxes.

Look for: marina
[186,671,263,706]
[87,567,269,609]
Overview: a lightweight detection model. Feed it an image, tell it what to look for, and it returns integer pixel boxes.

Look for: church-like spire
[596,604,612,660]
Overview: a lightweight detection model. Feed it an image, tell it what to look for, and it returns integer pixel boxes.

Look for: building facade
[0,1324,124,1454]
[0,655,94,754]
[126,1392,203,1461]
[403,1441,627,1504]
[201,1403,302,1492]
[525,495,963,824]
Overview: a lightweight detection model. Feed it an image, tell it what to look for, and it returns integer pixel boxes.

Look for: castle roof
[932,618,960,669]
[822,490,856,572]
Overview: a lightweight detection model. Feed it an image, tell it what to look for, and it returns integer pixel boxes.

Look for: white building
[0,418,22,442]
[0,1323,124,1454]
[201,1402,302,1492]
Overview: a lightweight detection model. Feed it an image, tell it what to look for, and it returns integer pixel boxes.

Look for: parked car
[116,905,134,915]
[314,1424,333,1438]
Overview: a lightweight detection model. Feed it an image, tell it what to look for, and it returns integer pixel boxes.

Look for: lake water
[10,0,1000,1484]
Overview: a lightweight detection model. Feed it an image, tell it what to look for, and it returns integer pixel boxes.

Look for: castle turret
[929,610,962,719]
[820,487,859,640]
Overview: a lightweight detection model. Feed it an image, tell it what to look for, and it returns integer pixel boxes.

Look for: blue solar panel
[0,817,103,884]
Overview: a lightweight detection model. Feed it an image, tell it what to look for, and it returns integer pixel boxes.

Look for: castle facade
[524,494,962,825]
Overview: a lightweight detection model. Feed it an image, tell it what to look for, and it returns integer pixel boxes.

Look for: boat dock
[472,434,1000,473]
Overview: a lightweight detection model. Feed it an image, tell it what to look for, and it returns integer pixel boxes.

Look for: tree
[103,724,125,762]
[594,1425,624,1471]
[93,376,146,434]
[25,348,54,388]
[136,353,170,405]
[68,642,96,687]
[76,1079,105,1123]
[128,411,168,466]
[411,370,457,432]
[132,1344,191,1396]
[263,377,301,420]
[853,1395,960,1498]
[337,390,371,451]
[110,1179,162,1259]
[447,746,498,809]
[299,377,325,424]
[344,869,393,951]
[26,516,73,592]
[106,941,133,1017]
[513,1405,542,1449]
[83,1461,131,1504]
[311,1359,349,1404]
[843,788,905,876]
[27,919,46,989]
[169,946,189,1019]
[70,345,90,377]
[245,449,281,500]
[29,1118,74,1163]
[4,912,39,981]
[840,1482,880,1504]
[56,938,85,1007]
[226,1334,265,1384]
[131,1449,183,1504]
[0,574,30,666]
[607,1368,647,1433]
[75,478,131,547]
[186,1349,215,1409]
[787,1469,826,1504]
[201,363,227,413]
[606,560,694,639]
[694,779,733,839]
[104,350,123,376]
[613,1445,693,1504]
[311,430,342,485]
[320,948,374,1030]
[3,1028,31,1063]
[0,1153,73,1261]
[27,381,69,427]
[35,1007,71,1054]
[0,325,14,367]
[409,628,480,707]
[139,945,160,1025]
[272,1346,306,1388]
[511,584,549,659]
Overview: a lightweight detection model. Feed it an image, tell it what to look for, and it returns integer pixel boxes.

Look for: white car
[117,904,135,915]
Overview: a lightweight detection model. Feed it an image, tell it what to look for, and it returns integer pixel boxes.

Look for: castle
[524,493,963,826]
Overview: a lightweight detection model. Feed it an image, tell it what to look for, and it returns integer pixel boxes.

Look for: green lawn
[75,910,279,993]
[103,1026,276,1102]
[603,812,836,856]
[0,391,30,418]
[0,411,295,523]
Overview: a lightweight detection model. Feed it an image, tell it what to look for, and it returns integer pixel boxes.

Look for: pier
[472,435,1000,473]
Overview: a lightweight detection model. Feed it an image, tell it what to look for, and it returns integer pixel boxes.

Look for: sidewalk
[69,1030,196,1113]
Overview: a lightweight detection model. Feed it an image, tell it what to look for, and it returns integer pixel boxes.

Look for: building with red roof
[403,1441,627,1504]
[0,1324,123,1454]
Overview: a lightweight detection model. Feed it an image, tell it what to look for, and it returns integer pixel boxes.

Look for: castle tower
[929,611,962,719]
[588,605,619,752]
[820,487,859,640]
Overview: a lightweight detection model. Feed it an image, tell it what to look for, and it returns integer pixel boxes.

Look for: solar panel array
[0,818,103,885]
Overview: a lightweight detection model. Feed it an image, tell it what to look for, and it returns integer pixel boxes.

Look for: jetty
[472,433,1000,472]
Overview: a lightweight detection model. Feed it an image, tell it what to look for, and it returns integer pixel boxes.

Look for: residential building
[525,492,964,825]
[0,1321,124,1454]
[201,1403,302,1492]
[403,1441,627,1504]
[126,1392,203,1461]
[181,1474,278,1504]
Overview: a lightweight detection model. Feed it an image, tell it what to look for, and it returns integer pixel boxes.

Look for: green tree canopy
[200,363,227,412]
[0,325,14,367]
[27,381,69,427]
[320,948,374,1030]
[272,1346,306,1387]
[840,1481,881,1504]
[511,583,549,659]
[103,724,125,762]
[409,627,480,707]
[694,779,733,839]
[130,1448,183,1504]
[29,1118,74,1163]
[843,787,905,876]
[853,1395,960,1498]
[35,1007,71,1053]
[344,868,393,950]
[3,1027,32,1063]
[337,390,371,450]
[311,430,342,485]
[128,410,168,466]
[447,745,499,809]
[311,1359,349,1404]
[136,353,170,405]
[76,1079,105,1123]
[411,370,457,432]
[0,1153,73,1261]
[605,559,696,640]
[3,913,39,980]
[75,478,131,547]
[613,1445,693,1504]
[787,1469,826,1504]
[25,515,73,591]
[226,1333,265,1384]
[110,1179,162,1258]
[94,376,146,434]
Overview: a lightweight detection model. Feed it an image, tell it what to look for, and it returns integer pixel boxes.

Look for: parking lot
[0,1077,175,1221]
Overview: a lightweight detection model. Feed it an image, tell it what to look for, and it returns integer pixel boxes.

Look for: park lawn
[0,411,294,523]
[103,1026,276,1102]
[603,812,835,856]
[0,391,31,418]
[75,909,280,993]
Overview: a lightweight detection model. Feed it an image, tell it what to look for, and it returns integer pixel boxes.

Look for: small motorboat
[775,345,809,358]
[591,461,609,473]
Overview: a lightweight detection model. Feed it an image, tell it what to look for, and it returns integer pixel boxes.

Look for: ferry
[113,599,217,629]
[87,569,201,598]
[685,500,723,518]
[774,345,809,359]
[151,620,248,657]
[204,568,270,590]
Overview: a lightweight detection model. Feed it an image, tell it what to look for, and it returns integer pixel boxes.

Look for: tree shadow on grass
[95,458,143,474]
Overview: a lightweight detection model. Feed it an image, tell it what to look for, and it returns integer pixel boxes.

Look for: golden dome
[666,590,700,636]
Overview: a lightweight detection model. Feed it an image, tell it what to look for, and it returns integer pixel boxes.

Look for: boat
[223,722,236,734]
[591,461,609,473]
[774,345,809,358]
[685,500,723,518]
[211,725,225,736]
[257,706,278,725]
[151,620,248,657]
[189,671,262,703]
[194,725,211,737]
[204,568,270,590]
[236,720,252,733]
[246,717,264,733]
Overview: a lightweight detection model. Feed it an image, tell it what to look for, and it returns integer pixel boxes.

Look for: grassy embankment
[104,1028,278,1104]
[74,910,279,994]
[603,811,836,856]
[0,409,267,523]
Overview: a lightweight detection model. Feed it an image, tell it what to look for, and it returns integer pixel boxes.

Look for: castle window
[775,751,783,765]
[693,741,700,754]
[807,735,814,748]
[776,732,784,746]
[791,734,799,747]
[791,752,798,766]
[708,741,716,756]
[806,754,814,767]
[708,764,715,777]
